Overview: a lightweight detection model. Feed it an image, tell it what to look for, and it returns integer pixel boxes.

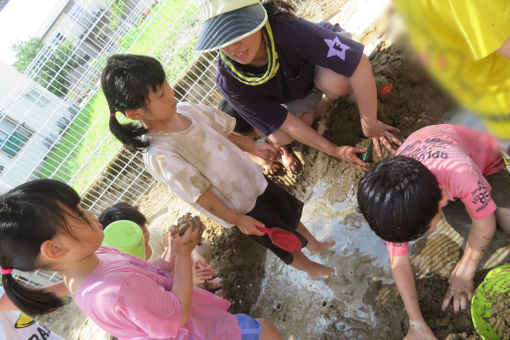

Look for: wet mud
[489,293,510,339]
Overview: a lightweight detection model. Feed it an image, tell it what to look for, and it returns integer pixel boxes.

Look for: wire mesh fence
[0,0,308,285]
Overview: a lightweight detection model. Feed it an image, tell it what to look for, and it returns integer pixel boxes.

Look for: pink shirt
[387,124,504,256]
[74,247,241,340]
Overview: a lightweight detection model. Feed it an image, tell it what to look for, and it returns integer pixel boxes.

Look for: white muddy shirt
[143,102,267,227]
[0,288,64,340]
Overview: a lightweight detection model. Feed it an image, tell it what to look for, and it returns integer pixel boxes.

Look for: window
[66,2,93,28]
[0,116,33,158]
[24,89,50,108]
[51,32,65,45]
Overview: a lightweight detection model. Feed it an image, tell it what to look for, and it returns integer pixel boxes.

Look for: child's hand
[192,260,216,285]
[441,263,475,313]
[404,321,438,340]
[252,142,278,162]
[234,215,265,236]
[361,119,401,156]
[261,160,281,176]
[170,221,202,255]
[332,146,368,170]
[279,146,302,174]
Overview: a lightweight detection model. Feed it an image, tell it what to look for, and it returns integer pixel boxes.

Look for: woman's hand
[331,146,368,170]
[361,119,401,156]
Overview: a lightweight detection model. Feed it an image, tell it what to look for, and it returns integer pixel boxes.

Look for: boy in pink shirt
[357,124,510,339]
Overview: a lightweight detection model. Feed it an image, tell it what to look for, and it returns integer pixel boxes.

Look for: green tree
[12,37,80,98]
[108,0,127,30]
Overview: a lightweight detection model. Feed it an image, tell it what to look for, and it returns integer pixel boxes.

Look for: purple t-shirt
[216,15,364,136]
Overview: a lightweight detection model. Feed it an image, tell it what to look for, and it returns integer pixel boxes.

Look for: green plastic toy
[102,220,146,259]
[471,264,510,340]
[357,140,373,163]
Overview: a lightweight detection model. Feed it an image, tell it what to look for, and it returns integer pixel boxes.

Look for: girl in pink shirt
[0,179,282,340]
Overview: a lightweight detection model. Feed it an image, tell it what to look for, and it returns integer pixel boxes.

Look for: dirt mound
[208,226,267,314]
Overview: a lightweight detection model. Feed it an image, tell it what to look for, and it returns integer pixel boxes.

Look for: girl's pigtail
[101,54,166,151]
[2,271,64,316]
[108,112,149,151]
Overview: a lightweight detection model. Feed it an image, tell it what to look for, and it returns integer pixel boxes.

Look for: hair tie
[110,113,116,116]
[0,268,13,275]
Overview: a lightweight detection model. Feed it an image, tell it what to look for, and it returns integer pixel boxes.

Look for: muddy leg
[296,222,336,255]
[290,251,333,280]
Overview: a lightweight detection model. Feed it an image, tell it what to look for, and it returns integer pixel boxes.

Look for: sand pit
[37,1,510,339]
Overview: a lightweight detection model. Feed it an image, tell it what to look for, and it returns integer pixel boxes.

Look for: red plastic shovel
[256,226,303,253]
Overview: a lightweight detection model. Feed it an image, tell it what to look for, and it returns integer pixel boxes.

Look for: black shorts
[243,178,307,264]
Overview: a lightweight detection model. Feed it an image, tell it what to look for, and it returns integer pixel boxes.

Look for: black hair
[357,156,442,243]
[101,54,167,151]
[217,98,255,135]
[0,179,87,315]
[98,202,147,230]
[262,0,296,20]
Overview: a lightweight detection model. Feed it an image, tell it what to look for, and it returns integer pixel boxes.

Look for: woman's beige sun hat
[194,0,268,52]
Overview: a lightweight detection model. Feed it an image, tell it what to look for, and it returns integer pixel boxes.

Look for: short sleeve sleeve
[116,273,183,338]
[275,17,364,77]
[386,241,409,257]
[145,149,210,203]
[193,103,236,137]
[449,164,497,220]
[449,0,510,59]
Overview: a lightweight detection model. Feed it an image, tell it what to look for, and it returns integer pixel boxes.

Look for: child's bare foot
[279,147,302,174]
[307,264,334,280]
[308,237,336,255]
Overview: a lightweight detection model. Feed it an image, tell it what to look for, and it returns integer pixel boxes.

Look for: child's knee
[314,67,351,99]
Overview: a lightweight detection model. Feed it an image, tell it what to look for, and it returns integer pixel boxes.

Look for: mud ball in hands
[176,213,204,243]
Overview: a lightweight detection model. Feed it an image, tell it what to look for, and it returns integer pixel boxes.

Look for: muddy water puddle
[251,180,395,339]
[250,174,510,339]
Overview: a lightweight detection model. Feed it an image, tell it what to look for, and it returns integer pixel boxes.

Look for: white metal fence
[1,0,307,285]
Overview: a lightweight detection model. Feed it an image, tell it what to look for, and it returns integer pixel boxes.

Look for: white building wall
[0,61,69,192]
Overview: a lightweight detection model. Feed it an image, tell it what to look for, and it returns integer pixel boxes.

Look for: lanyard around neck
[220,22,280,86]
